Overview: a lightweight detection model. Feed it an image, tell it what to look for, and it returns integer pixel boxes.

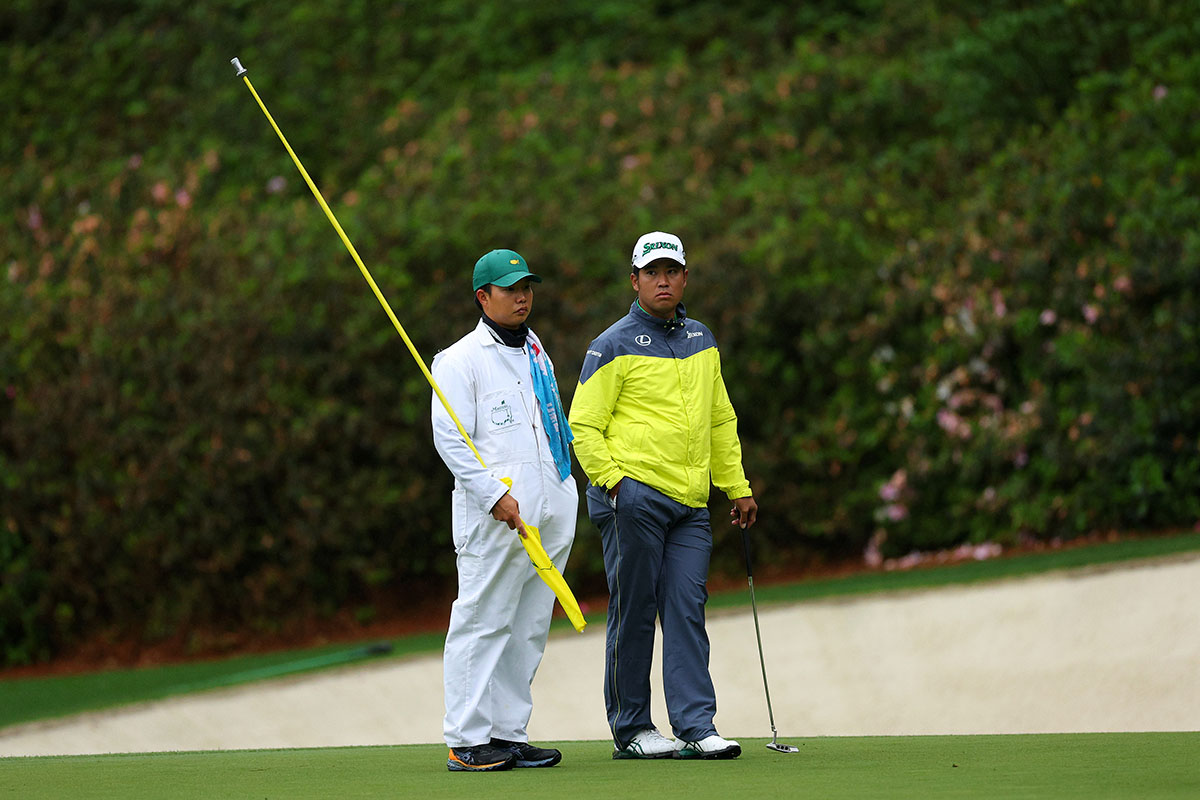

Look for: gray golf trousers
[586,477,718,749]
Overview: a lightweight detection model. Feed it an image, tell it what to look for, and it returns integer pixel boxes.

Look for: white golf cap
[631,231,686,270]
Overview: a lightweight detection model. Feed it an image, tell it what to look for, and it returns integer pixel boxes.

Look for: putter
[741,526,800,753]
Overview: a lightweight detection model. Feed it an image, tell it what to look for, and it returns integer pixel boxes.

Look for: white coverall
[431,320,578,748]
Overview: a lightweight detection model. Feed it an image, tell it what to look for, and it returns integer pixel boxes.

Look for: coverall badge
[491,400,514,427]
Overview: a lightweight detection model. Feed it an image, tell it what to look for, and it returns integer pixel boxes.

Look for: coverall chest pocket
[480,389,525,436]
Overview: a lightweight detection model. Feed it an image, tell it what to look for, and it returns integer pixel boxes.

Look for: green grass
[2,734,1198,800]
[3,531,1198,730]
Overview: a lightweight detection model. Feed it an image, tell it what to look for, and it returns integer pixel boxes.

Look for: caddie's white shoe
[613,728,676,759]
[673,733,741,760]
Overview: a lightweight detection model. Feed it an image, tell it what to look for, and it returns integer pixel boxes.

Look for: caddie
[569,231,758,761]
[431,249,578,772]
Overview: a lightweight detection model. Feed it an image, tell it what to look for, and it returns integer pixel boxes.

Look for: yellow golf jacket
[569,301,752,508]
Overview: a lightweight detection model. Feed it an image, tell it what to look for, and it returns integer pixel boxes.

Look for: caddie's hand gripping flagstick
[230,57,586,633]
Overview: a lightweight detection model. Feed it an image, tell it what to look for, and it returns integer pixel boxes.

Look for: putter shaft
[746,573,780,735]
[742,528,799,752]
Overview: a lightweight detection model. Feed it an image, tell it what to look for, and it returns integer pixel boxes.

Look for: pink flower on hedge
[152,181,169,202]
[937,409,971,438]
[889,551,925,570]
[879,468,907,501]
[175,189,191,209]
[1082,304,1100,324]
[128,154,143,169]
[864,530,886,567]
[1114,275,1132,294]
[27,206,42,230]
[267,176,287,194]
[1154,85,1168,102]
[884,503,908,521]
[1039,309,1057,325]
[972,542,1002,560]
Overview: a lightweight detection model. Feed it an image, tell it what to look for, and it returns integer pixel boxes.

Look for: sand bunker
[3,555,1198,756]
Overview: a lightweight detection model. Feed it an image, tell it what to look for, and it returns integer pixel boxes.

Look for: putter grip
[741,526,754,578]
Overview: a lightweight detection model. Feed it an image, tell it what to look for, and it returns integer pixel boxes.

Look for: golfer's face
[633,262,687,319]
[480,278,534,329]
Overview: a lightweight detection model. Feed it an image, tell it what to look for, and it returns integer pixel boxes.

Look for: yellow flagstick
[230,57,585,633]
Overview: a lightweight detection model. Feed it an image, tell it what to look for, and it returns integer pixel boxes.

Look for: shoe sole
[514,753,562,768]
[613,732,677,760]
[447,751,516,772]
[673,744,742,760]
[447,760,515,772]
[613,750,675,760]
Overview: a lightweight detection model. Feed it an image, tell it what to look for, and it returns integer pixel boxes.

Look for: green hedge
[2,1,1198,665]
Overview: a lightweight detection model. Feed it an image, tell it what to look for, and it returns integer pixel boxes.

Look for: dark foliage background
[3,0,1198,665]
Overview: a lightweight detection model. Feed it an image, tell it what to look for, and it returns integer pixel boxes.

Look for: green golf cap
[473,249,542,291]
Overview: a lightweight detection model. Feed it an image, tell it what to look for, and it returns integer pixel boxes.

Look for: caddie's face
[632,261,687,319]
[478,277,535,329]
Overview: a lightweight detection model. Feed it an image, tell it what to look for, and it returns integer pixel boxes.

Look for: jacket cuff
[479,481,511,515]
[599,469,625,492]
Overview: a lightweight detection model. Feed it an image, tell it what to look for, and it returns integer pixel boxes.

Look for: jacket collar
[629,299,687,331]
[473,318,540,350]
[480,313,529,348]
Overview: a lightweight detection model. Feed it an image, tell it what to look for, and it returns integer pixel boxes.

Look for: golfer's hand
[730,496,758,529]
[491,493,527,538]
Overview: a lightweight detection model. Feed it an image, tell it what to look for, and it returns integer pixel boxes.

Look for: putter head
[767,741,800,753]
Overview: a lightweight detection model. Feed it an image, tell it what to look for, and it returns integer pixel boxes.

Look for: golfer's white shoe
[613,728,676,759]
[673,733,742,760]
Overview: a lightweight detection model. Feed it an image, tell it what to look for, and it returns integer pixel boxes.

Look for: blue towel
[528,338,574,482]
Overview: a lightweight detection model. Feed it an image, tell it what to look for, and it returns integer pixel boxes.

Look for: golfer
[569,231,758,761]
[431,249,578,772]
